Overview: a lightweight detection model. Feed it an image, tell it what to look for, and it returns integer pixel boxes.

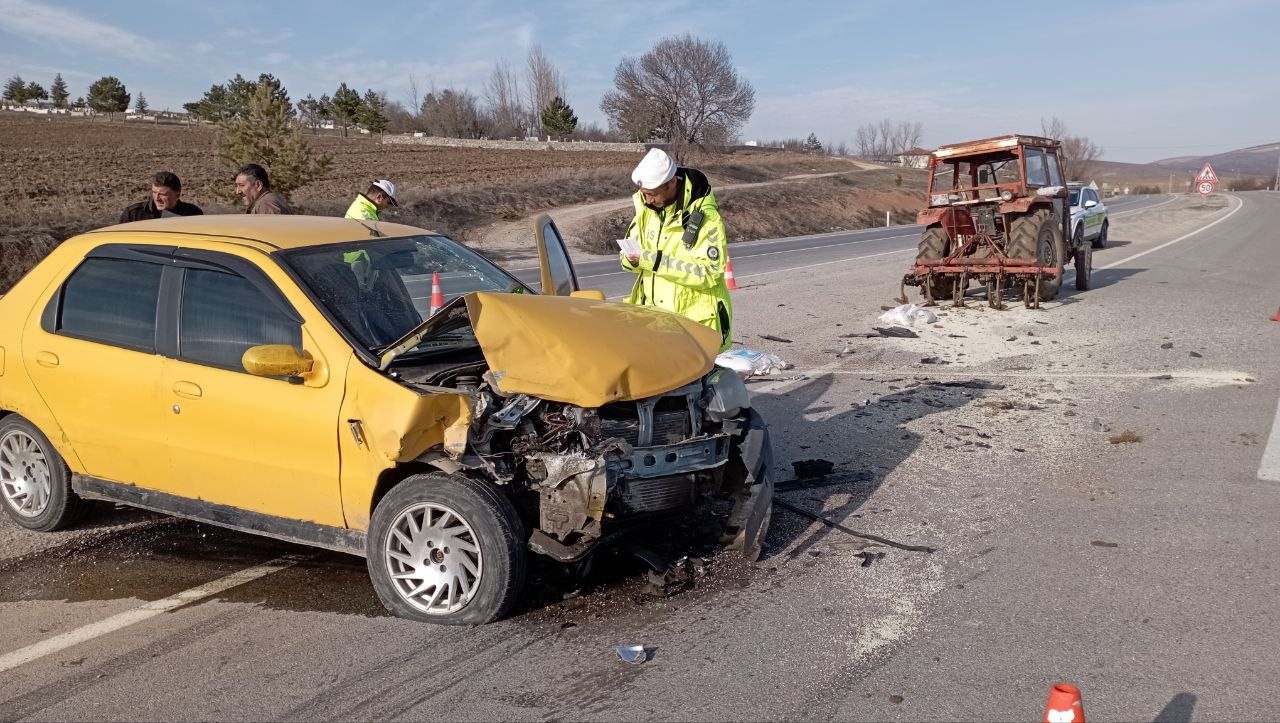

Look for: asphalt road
[2,192,1277,721]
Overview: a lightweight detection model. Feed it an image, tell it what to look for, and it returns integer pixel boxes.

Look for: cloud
[0,0,167,62]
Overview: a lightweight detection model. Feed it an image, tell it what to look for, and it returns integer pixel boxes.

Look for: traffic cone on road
[724,258,739,291]
[1271,306,1280,322]
[1043,683,1085,723]
[429,272,445,315]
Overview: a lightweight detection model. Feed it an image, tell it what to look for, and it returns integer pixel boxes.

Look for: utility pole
[1169,172,1174,194]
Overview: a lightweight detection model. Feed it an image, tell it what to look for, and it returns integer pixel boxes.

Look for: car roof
[86,214,436,250]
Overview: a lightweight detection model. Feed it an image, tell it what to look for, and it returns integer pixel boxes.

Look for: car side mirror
[242,344,314,378]
[569,289,606,301]
[1084,200,1098,209]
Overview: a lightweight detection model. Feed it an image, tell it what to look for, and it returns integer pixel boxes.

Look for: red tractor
[899,134,1092,308]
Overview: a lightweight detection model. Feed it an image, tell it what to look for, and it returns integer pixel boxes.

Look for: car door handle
[35,351,59,368]
[172,381,203,399]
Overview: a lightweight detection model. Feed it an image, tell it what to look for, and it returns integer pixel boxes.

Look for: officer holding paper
[620,148,733,351]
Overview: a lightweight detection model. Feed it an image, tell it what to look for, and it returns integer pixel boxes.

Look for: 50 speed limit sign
[1197,181,1214,196]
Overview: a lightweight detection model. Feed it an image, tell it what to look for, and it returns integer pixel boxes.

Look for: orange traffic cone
[429,272,445,315]
[1271,307,1280,322]
[724,258,739,291]
[1043,683,1085,723]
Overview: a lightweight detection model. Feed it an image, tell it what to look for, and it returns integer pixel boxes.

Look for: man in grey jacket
[234,163,293,214]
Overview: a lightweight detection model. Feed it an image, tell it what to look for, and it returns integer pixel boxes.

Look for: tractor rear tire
[1008,210,1065,302]
[916,226,959,301]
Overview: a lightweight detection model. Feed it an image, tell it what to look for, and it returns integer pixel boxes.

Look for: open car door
[534,214,579,296]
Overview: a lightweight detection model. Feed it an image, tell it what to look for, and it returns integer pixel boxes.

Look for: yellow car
[0,215,772,624]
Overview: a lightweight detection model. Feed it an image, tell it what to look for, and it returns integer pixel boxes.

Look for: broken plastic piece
[715,348,792,377]
[616,645,648,665]
[878,303,937,327]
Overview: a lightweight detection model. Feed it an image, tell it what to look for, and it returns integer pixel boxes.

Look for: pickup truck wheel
[1092,221,1108,249]
[1074,243,1093,291]
[0,416,84,532]
[367,472,526,625]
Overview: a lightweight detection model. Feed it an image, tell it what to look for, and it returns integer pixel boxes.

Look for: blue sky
[1,0,1276,163]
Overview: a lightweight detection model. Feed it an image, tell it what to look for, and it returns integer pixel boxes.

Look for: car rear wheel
[0,415,85,532]
[366,472,526,625]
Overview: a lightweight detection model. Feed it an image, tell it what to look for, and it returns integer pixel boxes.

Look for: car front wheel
[0,415,85,532]
[366,472,527,625]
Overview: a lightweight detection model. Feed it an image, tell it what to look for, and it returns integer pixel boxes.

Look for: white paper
[616,238,641,256]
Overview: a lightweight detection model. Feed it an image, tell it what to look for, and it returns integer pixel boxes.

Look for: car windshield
[282,234,527,352]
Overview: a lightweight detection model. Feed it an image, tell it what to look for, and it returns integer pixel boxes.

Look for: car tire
[366,472,527,625]
[0,415,85,532]
[1074,243,1092,291]
[1092,221,1108,249]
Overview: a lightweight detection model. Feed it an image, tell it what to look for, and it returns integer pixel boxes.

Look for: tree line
[3,73,136,118]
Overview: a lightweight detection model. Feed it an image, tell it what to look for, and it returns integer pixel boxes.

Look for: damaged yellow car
[0,215,772,624]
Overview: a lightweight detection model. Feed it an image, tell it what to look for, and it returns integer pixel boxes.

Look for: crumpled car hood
[463,292,720,408]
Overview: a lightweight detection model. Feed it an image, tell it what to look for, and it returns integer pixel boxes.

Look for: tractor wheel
[1008,210,1065,302]
[916,225,960,301]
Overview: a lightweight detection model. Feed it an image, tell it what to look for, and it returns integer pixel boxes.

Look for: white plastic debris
[877,303,937,328]
[715,348,792,377]
[616,645,648,665]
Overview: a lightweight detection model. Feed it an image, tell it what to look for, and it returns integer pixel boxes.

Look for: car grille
[619,475,695,512]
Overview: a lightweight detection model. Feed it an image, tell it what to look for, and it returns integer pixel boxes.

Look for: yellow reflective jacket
[344,194,380,221]
[621,168,732,351]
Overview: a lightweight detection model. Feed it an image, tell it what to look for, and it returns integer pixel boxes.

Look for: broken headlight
[703,368,750,422]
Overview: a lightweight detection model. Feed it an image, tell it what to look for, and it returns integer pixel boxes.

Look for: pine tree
[135,92,148,114]
[357,89,388,134]
[25,82,47,103]
[330,83,363,137]
[215,82,332,201]
[2,75,25,104]
[297,93,333,132]
[803,132,823,154]
[184,74,291,123]
[50,73,69,109]
[540,96,578,140]
[87,76,130,118]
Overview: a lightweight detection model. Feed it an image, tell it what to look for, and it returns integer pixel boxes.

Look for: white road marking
[738,248,915,280]
[1097,194,1244,271]
[1257,398,1280,482]
[0,556,299,674]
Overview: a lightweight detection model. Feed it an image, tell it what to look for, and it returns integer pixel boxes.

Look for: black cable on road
[772,498,938,553]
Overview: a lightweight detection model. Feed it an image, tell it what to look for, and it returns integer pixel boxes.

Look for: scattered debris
[560,621,578,630]
[759,334,793,344]
[716,349,792,377]
[859,550,885,568]
[823,344,855,358]
[1006,336,1018,342]
[1189,351,1203,358]
[920,357,951,365]
[1149,374,1173,380]
[1160,342,1174,349]
[772,499,937,553]
[1108,430,1143,444]
[878,303,938,327]
[792,459,836,478]
[1090,540,1119,548]
[1090,418,1112,433]
[616,645,649,665]
[889,695,905,704]
[873,326,920,338]
[941,379,1006,390]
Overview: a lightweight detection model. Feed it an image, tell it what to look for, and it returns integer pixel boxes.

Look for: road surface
[1,192,1276,721]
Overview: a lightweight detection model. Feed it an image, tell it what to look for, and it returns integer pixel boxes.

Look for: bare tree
[420,88,487,138]
[853,119,924,161]
[407,73,421,118]
[525,45,565,139]
[1041,116,1103,181]
[601,34,754,162]
[484,59,525,139]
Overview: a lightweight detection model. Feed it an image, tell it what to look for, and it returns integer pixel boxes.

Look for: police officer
[345,179,398,221]
[621,148,733,350]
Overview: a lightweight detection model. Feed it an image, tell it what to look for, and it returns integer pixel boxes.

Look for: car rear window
[58,257,163,351]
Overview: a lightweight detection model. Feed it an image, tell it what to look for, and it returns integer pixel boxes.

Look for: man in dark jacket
[119,171,203,223]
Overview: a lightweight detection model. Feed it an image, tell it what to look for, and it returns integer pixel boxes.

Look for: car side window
[179,267,302,371]
[57,257,163,352]
[1088,189,1100,204]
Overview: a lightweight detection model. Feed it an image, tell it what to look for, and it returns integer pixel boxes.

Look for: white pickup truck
[1068,181,1109,249]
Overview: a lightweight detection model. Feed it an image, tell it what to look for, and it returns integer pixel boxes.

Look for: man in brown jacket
[234,163,292,214]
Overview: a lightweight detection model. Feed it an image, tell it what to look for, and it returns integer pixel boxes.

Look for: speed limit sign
[1197,181,1214,196]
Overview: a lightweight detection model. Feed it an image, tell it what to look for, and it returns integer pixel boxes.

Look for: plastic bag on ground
[715,348,792,377]
[877,303,937,327]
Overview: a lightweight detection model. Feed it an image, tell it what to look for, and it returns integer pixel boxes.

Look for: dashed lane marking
[1257,398,1280,482]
